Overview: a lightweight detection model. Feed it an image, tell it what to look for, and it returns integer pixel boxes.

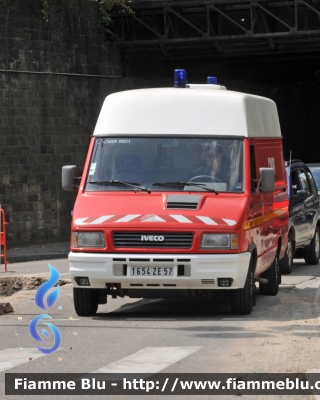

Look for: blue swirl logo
[29,264,62,354]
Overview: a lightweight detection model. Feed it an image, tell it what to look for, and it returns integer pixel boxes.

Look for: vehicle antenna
[289,151,292,167]
[288,151,292,179]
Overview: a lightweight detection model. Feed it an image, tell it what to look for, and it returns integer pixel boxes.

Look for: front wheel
[304,226,320,265]
[231,260,255,315]
[73,288,99,316]
[259,255,280,296]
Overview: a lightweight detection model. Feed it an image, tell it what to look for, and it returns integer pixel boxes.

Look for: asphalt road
[0,258,320,400]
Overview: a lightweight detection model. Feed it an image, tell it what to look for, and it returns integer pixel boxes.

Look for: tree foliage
[97,0,133,38]
[40,0,133,38]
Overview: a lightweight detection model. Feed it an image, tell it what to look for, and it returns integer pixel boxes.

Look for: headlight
[72,232,106,248]
[201,234,238,249]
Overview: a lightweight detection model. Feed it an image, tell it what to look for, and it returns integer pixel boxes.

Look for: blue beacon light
[174,69,187,88]
[207,76,217,84]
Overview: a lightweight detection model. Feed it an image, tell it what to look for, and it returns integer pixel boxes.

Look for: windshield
[86,137,244,193]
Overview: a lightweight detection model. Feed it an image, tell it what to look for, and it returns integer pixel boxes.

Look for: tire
[279,237,294,274]
[231,261,255,315]
[73,288,99,316]
[304,226,320,265]
[259,255,280,296]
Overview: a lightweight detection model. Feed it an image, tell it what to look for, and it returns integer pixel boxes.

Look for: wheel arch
[276,235,282,259]
[248,242,258,275]
[289,226,296,243]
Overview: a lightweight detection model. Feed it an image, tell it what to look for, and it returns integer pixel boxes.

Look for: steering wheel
[188,175,222,183]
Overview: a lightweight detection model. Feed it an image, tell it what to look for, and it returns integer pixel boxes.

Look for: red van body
[62,78,289,315]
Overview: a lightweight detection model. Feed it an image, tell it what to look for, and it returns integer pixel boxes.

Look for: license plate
[130,267,174,276]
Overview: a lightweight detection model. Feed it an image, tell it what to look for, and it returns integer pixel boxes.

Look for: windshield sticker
[103,139,117,144]
[103,139,130,144]
[89,163,96,175]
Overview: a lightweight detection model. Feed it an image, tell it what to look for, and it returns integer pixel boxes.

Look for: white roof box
[93,86,281,138]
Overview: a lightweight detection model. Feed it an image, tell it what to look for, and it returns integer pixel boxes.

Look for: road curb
[314,281,320,320]
[6,252,69,264]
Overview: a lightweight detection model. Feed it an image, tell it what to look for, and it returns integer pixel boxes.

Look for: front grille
[113,232,194,248]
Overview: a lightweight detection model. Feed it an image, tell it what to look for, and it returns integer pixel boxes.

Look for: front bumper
[69,251,251,290]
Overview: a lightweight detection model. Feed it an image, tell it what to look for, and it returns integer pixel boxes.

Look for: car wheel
[279,237,294,274]
[73,288,99,316]
[231,259,255,315]
[304,226,320,265]
[259,255,280,296]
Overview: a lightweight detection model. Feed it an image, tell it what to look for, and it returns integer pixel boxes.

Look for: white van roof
[93,86,282,138]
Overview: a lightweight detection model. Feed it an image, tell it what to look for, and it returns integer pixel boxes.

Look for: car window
[291,170,300,196]
[307,171,317,196]
[291,168,311,199]
[309,168,320,190]
[298,169,311,195]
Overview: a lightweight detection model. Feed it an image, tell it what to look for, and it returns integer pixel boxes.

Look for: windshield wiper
[88,180,151,193]
[152,181,218,194]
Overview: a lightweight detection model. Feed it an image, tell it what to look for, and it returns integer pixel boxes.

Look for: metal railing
[0,205,9,272]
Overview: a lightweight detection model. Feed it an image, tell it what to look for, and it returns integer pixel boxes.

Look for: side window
[291,169,300,196]
[250,145,257,192]
[298,169,311,196]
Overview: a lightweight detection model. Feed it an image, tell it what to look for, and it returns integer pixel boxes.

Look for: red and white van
[62,71,289,315]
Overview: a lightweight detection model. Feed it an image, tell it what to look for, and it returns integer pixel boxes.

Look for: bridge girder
[109,0,320,59]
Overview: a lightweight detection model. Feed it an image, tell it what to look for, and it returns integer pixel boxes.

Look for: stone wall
[0,0,123,245]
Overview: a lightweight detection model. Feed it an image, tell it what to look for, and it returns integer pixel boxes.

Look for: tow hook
[109,286,118,299]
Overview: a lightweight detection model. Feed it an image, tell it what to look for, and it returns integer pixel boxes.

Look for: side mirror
[62,165,80,191]
[259,168,275,193]
[296,190,308,201]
